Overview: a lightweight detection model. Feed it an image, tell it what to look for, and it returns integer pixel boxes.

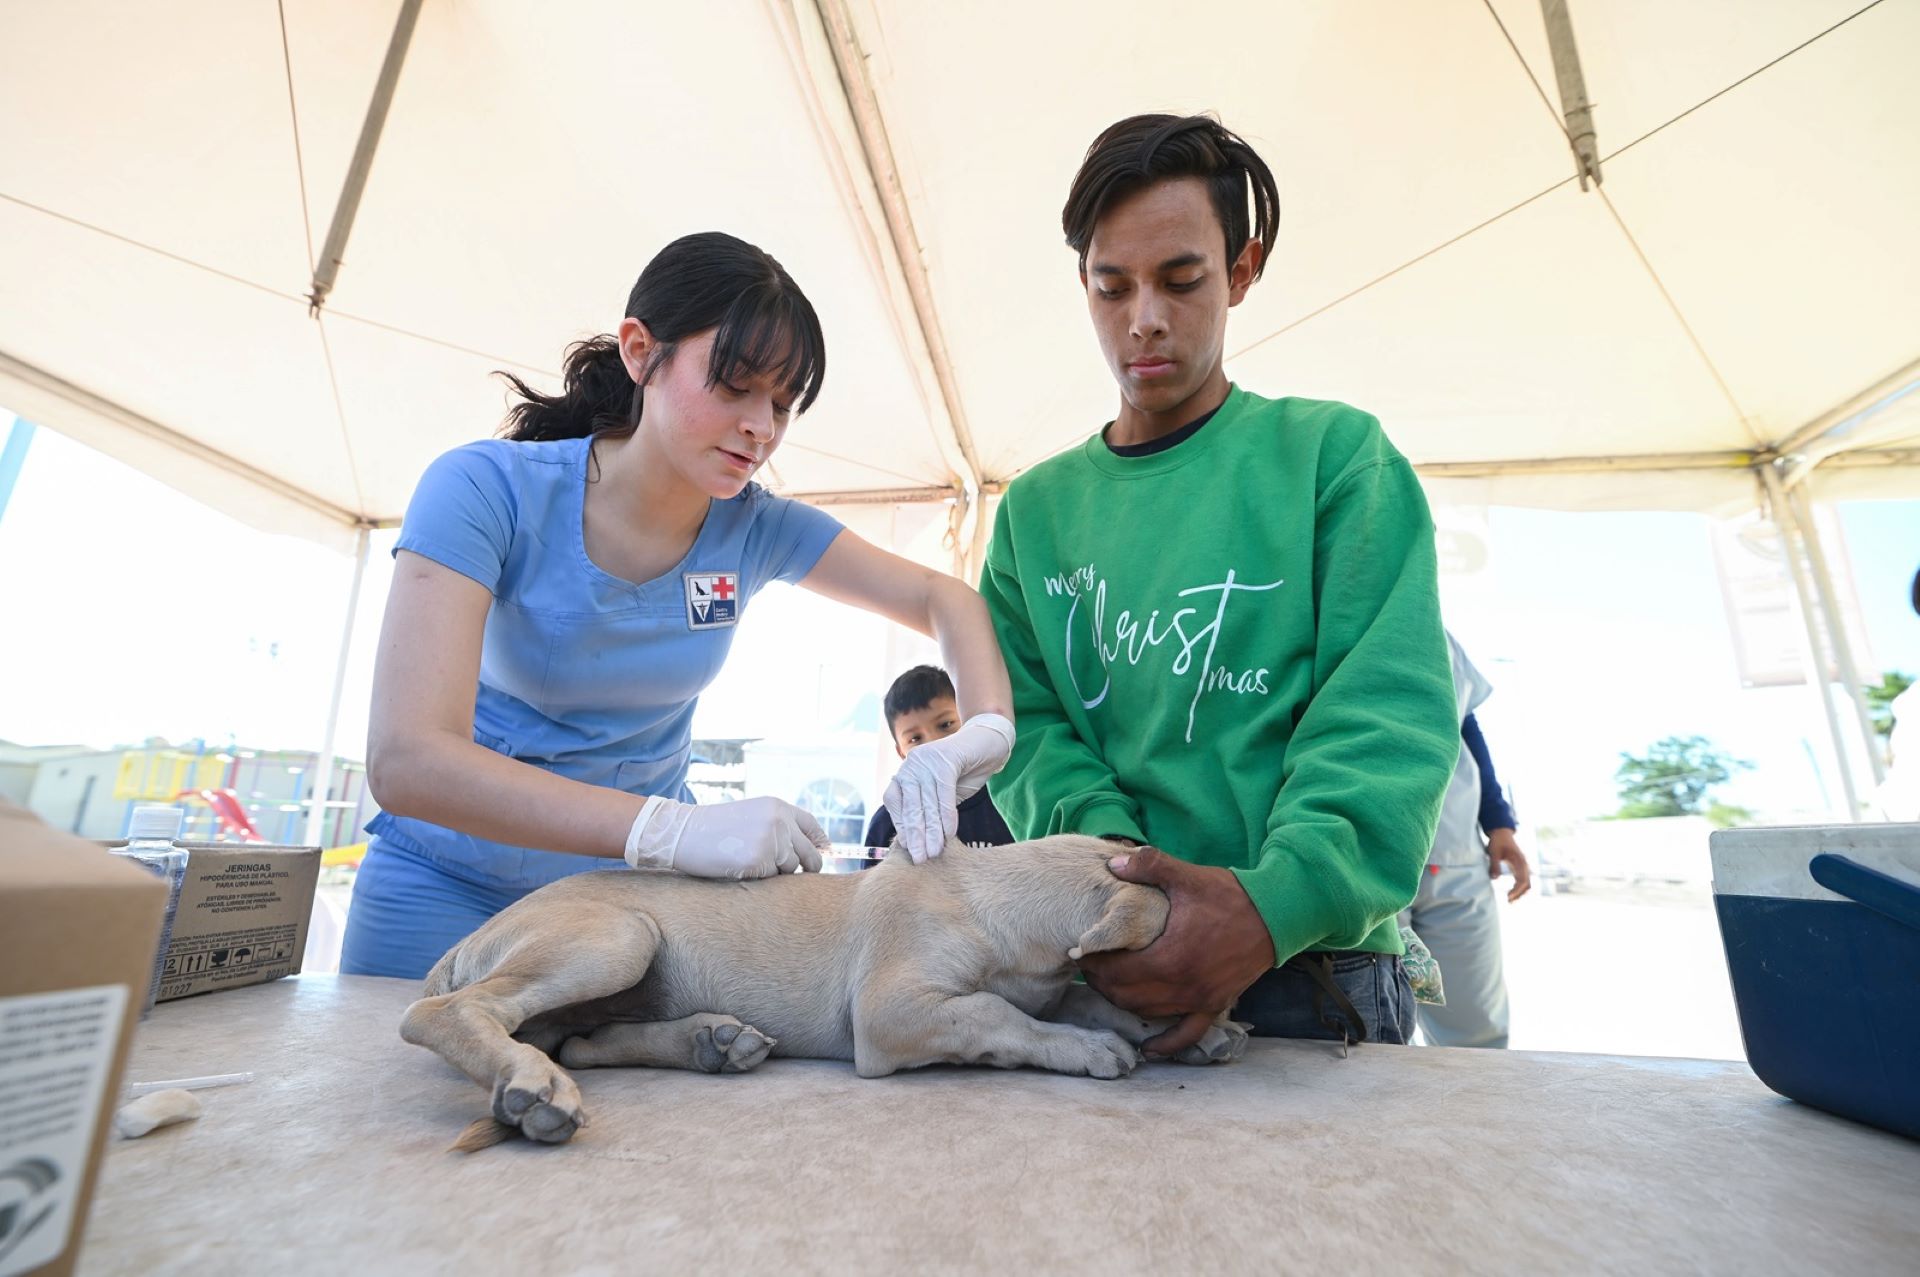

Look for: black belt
[1286,951,1371,1056]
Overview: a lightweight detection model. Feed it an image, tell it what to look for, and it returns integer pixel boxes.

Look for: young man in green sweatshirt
[980,113,1459,1053]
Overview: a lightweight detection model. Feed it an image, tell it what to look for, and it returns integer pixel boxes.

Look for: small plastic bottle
[112,804,190,1016]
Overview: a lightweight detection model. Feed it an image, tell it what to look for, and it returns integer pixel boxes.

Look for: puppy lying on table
[400,833,1249,1148]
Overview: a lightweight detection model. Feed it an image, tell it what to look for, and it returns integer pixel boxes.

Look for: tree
[1867,671,1913,739]
[1613,735,1753,822]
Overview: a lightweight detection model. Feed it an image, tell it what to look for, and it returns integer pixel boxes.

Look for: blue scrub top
[365,435,844,889]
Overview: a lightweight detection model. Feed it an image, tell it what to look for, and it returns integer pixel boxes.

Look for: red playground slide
[178,788,265,842]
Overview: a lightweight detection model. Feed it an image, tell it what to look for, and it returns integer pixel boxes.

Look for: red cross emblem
[684,572,741,629]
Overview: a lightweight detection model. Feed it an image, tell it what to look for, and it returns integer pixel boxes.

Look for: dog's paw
[1058,1029,1139,1080]
[491,1053,585,1144]
[1171,1018,1250,1065]
[695,1019,776,1074]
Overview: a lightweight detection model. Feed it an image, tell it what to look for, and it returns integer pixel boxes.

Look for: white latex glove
[624,796,827,878]
[882,712,1015,864]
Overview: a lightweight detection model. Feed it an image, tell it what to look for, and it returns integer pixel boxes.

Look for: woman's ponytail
[499,335,640,442]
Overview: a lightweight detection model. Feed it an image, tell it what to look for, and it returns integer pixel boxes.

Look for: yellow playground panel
[323,843,366,870]
[114,748,227,801]
[113,748,368,864]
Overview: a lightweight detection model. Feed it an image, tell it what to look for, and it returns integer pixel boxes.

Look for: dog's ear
[1068,883,1169,960]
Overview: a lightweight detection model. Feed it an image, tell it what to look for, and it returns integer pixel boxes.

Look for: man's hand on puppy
[1077,847,1275,1057]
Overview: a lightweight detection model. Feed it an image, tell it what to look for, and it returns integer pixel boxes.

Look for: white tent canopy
[5,0,1918,560]
[5,1,1915,833]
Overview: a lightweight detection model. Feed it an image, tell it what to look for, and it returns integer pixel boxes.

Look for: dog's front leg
[1046,983,1249,1065]
[854,990,1138,1079]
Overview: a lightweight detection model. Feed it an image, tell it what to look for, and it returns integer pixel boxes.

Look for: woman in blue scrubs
[340,232,1016,978]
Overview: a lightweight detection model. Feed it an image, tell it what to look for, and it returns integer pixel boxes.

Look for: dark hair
[1062,114,1279,279]
[884,665,957,735]
[499,231,826,442]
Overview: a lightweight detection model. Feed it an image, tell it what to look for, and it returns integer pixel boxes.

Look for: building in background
[742,734,883,846]
[0,739,93,807]
[686,737,751,804]
[7,732,883,850]
[10,737,376,846]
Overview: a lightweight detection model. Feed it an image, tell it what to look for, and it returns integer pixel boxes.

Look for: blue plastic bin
[1710,824,1920,1140]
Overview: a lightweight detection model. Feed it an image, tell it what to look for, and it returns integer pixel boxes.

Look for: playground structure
[174,786,264,841]
[110,742,373,852]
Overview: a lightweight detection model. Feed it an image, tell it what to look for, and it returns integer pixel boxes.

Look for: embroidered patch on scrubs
[683,572,740,629]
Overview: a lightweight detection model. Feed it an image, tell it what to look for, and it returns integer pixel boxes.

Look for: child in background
[864,666,1015,850]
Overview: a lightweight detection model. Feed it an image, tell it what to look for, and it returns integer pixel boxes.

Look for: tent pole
[306,0,424,313]
[943,494,968,581]
[1784,481,1887,783]
[1759,467,1861,819]
[1539,0,1603,190]
[305,526,372,847]
[805,0,984,507]
[1773,355,1920,460]
[966,487,993,586]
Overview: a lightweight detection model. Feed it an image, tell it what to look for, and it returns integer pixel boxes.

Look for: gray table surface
[79,974,1920,1275]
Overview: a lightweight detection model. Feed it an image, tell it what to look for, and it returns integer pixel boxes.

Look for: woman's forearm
[367,733,643,858]
[927,575,1014,722]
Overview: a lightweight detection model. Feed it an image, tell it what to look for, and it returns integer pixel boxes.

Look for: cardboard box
[154,845,320,1003]
[0,799,166,1277]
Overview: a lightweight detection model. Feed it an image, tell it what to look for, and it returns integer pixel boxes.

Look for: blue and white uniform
[339,436,842,978]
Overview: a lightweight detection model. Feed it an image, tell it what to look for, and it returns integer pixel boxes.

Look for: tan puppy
[401,834,1249,1148]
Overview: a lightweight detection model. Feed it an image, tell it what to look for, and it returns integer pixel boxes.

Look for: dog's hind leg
[1046,984,1249,1064]
[400,904,660,1147]
[558,1014,775,1074]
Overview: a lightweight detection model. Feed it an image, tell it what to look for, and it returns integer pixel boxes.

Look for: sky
[1454,503,1915,823]
[0,418,900,759]
[2,414,1915,829]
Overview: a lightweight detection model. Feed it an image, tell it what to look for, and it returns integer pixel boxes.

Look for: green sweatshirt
[981,386,1457,962]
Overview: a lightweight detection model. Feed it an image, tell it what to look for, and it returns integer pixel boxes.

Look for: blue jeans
[1235,952,1417,1045]
[339,841,533,980]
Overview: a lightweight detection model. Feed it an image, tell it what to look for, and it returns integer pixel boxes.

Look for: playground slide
[179,788,265,841]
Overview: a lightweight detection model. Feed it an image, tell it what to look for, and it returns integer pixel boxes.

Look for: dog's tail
[449,1117,518,1154]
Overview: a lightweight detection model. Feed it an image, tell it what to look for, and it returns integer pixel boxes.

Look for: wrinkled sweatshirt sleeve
[979,498,1146,844]
[1230,456,1458,961]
